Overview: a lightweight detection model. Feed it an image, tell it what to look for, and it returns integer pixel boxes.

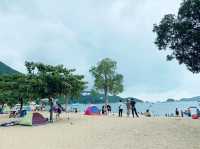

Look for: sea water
[69,101,200,116]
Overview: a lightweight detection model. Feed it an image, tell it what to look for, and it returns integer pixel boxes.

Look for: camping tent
[19,112,48,126]
[84,105,100,115]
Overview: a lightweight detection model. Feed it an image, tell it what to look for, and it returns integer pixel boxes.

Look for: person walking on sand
[118,100,123,117]
[126,99,131,117]
[130,98,139,118]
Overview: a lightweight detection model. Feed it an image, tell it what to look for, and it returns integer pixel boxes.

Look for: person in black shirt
[175,108,179,117]
[102,105,106,115]
[107,105,111,115]
[118,100,123,117]
[130,98,139,118]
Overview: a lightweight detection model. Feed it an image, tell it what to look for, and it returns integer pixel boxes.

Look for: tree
[90,58,123,109]
[153,0,200,73]
[0,62,86,120]
[0,74,32,110]
[0,90,12,109]
[25,61,86,122]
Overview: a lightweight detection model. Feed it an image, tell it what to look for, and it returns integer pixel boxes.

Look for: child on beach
[144,109,151,117]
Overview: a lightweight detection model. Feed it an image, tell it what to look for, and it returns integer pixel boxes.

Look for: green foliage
[74,93,122,104]
[90,58,123,104]
[0,74,32,107]
[153,0,200,73]
[70,91,143,104]
[25,61,86,122]
[0,61,86,122]
[25,61,86,99]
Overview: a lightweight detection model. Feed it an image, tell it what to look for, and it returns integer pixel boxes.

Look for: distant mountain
[0,61,19,75]
[123,97,144,103]
[69,91,144,104]
[166,98,176,102]
[180,96,200,102]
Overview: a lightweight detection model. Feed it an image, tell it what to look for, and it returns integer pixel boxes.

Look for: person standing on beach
[102,105,106,115]
[118,100,123,117]
[130,98,139,118]
[107,104,111,115]
[181,110,184,117]
[126,99,131,117]
[188,108,191,117]
[175,108,179,117]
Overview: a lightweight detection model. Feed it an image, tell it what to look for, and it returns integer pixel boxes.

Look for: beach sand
[0,113,200,149]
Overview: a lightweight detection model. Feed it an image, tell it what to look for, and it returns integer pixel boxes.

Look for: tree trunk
[104,74,109,115]
[64,95,67,112]
[19,97,23,112]
[64,95,70,120]
[104,87,108,115]
[1,103,5,113]
[105,88,108,105]
[2,103,5,110]
[49,97,53,123]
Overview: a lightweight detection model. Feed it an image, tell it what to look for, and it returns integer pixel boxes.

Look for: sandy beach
[0,113,200,149]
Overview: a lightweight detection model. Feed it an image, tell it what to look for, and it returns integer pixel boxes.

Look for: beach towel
[0,121,18,127]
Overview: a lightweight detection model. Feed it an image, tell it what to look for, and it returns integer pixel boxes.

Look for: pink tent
[84,105,100,115]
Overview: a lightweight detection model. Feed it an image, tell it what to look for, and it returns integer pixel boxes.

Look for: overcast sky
[1,0,200,101]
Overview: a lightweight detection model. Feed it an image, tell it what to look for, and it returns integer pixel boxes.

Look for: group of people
[175,107,200,117]
[100,98,139,118]
[119,98,139,118]
[102,104,111,115]
[175,108,184,117]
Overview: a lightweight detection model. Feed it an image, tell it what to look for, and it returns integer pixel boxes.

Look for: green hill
[180,96,200,102]
[0,61,19,75]
[68,91,144,104]
[165,98,176,102]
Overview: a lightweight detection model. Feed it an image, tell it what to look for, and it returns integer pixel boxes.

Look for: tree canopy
[153,0,200,73]
[25,61,86,98]
[25,61,86,122]
[90,58,123,105]
[0,61,86,122]
[0,74,32,110]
